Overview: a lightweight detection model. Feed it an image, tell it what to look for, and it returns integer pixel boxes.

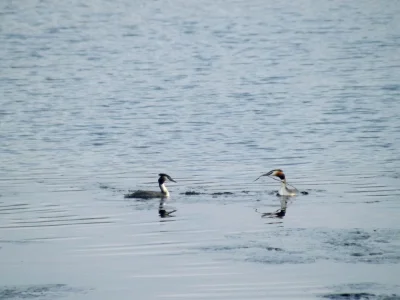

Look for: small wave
[0,284,85,299]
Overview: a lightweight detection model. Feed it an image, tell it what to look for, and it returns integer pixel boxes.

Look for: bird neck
[278,180,287,196]
[159,183,169,197]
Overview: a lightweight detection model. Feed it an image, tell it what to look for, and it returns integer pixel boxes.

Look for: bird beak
[166,175,176,183]
[253,170,276,182]
[254,172,271,182]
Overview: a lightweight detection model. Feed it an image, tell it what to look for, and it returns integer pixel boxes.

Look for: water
[1,0,400,299]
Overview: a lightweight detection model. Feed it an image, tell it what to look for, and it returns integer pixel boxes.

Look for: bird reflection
[158,197,177,218]
[257,197,289,219]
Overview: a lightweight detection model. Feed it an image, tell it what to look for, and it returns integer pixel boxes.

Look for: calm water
[1,0,400,299]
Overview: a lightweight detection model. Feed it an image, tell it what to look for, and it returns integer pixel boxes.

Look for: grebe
[254,169,297,196]
[124,173,177,199]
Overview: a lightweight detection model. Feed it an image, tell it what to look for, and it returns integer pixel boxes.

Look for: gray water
[1,0,400,299]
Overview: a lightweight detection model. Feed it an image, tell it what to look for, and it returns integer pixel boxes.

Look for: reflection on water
[1,0,400,298]
[256,197,289,219]
[158,197,177,218]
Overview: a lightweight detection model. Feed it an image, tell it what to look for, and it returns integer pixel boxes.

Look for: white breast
[279,181,296,196]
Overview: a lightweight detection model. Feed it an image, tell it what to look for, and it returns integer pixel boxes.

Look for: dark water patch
[322,293,400,299]
[98,183,123,192]
[201,244,284,252]
[0,284,84,300]
[98,184,114,190]
[321,293,377,299]
[181,191,206,196]
[247,255,315,265]
[390,173,400,179]
[321,283,400,300]
[181,191,251,197]
[265,247,284,252]
[199,228,400,265]
[317,229,399,263]
[351,253,364,257]
[264,221,284,225]
[343,243,361,247]
[200,242,311,264]
[211,192,234,196]
[381,84,400,91]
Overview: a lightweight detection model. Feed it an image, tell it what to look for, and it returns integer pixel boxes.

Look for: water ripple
[1,0,399,298]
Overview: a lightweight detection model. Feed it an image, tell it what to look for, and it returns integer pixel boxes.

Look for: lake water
[1,0,400,299]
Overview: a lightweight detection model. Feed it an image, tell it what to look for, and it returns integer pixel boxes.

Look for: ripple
[0,284,84,299]
[321,282,400,300]
[1,0,400,298]
[198,228,400,265]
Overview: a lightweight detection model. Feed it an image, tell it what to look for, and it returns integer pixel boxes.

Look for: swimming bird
[254,169,297,196]
[124,173,177,199]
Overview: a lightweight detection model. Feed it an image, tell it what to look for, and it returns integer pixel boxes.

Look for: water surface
[1,0,400,299]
